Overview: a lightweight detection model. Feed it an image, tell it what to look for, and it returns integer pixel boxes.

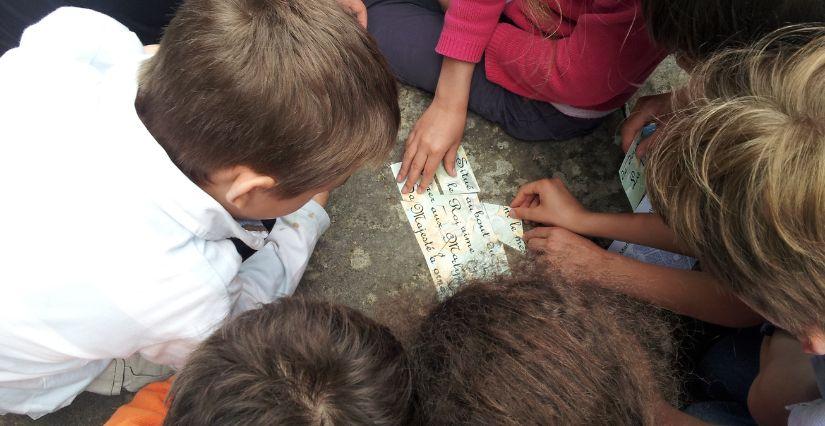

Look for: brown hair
[137,0,399,196]
[409,273,675,425]
[163,297,413,425]
[641,0,825,62]
[647,26,825,335]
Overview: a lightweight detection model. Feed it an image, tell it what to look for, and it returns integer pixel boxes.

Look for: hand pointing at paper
[396,58,475,194]
[509,178,591,234]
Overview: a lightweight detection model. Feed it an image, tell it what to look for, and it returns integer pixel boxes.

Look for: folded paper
[482,203,526,253]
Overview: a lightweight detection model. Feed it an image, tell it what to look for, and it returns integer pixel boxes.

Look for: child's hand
[524,227,608,283]
[396,99,466,194]
[620,92,672,157]
[509,178,590,232]
[312,191,330,207]
[334,0,368,28]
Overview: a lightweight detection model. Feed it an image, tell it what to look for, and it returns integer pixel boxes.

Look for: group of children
[0,0,823,424]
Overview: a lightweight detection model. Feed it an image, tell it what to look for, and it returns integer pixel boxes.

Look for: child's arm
[228,195,330,315]
[397,58,474,194]
[396,0,504,193]
[578,212,689,256]
[510,178,691,255]
[482,6,666,107]
[525,227,762,328]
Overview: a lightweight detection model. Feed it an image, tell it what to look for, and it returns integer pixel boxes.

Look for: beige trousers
[85,354,174,395]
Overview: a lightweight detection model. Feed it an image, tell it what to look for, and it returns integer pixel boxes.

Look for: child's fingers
[443,144,459,177]
[510,206,544,223]
[619,112,648,152]
[524,227,553,240]
[635,131,662,158]
[417,155,441,194]
[509,193,530,209]
[397,132,419,182]
[355,8,367,28]
[402,151,427,194]
[511,194,535,209]
[510,181,541,207]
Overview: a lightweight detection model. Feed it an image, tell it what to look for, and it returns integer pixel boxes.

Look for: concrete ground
[1,58,685,426]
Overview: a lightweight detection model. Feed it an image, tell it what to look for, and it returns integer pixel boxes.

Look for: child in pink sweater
[366,0,666,193]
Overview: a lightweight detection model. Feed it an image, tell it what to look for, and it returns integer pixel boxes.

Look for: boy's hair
[136,0,399,196]
[647,26,825,335]
[409,274,675,425]
[163,298,412,425]
[641,0,825,62]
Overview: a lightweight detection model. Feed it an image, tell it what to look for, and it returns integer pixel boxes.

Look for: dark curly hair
[409,273,676,425]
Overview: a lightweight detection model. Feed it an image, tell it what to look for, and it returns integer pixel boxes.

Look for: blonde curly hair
[647,25,825,335]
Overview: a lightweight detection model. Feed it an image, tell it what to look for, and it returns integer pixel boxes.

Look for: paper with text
[390,162,440,196]
[618,137,646,209]
[483,203,526,253]
[435,146,480,194]
[399,192,509,298]
[390,152,510,298]
[618,123,656,209]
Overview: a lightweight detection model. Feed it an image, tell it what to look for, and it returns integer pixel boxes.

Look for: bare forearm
[575,212,691,255]
[434,57,474,109]
[597,253,762,328]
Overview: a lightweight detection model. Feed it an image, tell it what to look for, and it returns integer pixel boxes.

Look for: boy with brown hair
[410,274,679,425]
[0,0,397,418]
[509,26,825,424]
[107,297,413,426]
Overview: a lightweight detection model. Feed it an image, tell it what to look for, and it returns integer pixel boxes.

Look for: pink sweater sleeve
[484,9,667,109]
[435,0,506,63]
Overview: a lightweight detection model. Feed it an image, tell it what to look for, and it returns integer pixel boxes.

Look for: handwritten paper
[607,195,696,270]
[483,203,526,253]
[390,149,515,298]
[398,192,509,298]
[435,146,480,194]
[618,123,656,209]
[390,162,439,196]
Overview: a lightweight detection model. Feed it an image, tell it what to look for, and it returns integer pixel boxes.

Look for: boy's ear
[225,167,277,209]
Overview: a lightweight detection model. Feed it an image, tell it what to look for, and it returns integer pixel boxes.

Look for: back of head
[137,0,399,196]
[410,275,674,425]
[164,298,412,425]
[647,26,825,335]
[641,0,825,62]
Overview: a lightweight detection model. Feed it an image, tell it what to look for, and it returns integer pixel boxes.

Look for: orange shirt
[105,378,173,426]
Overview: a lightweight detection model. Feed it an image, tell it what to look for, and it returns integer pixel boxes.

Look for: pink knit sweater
[435,0,667,114]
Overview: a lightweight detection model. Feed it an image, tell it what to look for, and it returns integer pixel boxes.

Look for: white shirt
[0,8,329,418]
[787,356,825,425]
[789,399,825,426]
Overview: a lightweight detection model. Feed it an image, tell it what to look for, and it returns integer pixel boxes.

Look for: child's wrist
[432,90,469,110]
[573,210,603,236]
